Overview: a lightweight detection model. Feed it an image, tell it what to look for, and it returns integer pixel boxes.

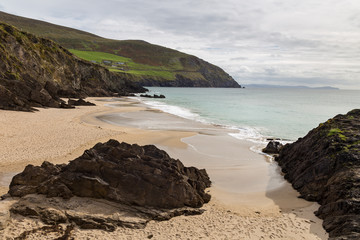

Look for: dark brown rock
[9,140,211,209]
[6,140,211,231]
[8,194,204,232]
[275,109,360,239]
[67,98,96,106]
[262,140,283,154]
[0,22,146,111]
[140,94,166,98]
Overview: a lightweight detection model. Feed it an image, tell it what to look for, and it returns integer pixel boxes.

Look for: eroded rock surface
[5,140,211,233]
[9,195,204,231]
[9,140,211,209]
[276,109,360,240]
[67,98,96,106]
[0,23,146,111]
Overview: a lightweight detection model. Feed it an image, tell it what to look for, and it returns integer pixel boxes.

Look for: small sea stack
[276,109,360,239]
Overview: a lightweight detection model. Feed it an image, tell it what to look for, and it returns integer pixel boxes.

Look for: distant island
[245,84,339,90]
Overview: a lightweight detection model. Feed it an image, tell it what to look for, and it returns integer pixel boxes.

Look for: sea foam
[139,97,267,144]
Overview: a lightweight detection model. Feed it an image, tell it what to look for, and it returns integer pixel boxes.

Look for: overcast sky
[1,0,360,89]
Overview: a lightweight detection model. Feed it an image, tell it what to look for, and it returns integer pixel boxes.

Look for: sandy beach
[0,97,328,239]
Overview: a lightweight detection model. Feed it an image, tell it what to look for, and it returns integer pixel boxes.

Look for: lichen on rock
[276,109,360,239]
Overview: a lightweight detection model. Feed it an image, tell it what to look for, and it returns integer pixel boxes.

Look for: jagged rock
[67,98,96,106]
[0,22,146,111]
[0,82,31,111]
[9,140,211,208]
[6,140,211,231]
[262,140,283,154]
[44,81,60,100]
[275,109,360,239]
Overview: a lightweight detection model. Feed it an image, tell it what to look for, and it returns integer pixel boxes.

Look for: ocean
[140,87,360,142]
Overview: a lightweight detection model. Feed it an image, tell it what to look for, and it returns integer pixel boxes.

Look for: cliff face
[0,22,145,111]
[276,109,360,239]
[0,11,241,88]
[136,56,240,87]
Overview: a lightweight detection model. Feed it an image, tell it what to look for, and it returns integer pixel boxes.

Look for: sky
[1,0,360,89]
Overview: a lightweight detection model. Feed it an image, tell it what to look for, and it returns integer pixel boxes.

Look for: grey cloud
[241,76,353,89]
[264,67,279,76]
[1,0,360,89]
[230,57,249,61]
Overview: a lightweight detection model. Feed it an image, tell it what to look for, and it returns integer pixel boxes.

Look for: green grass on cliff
[0,11,187,68]
[0,11,239,87]
[69,49,177,80]
[69,50,130,63]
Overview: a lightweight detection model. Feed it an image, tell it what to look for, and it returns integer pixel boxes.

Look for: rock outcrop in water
[262,140,283,154]
[276,109,360,240]
[4,140,211,233]
[140,94,166,98]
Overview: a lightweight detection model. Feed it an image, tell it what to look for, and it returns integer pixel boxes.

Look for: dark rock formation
[67,98,95,106]
[0,22,146,111]
[9,139,211,209]
[136,71,241,88]
[140,94,165,99]
[275,109,360,239]
[6,140,211,232]
[9,194,204,233]
[262,141,283,154]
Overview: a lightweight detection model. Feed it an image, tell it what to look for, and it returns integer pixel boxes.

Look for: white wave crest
[141,99,207,123]
[228,126,267,144]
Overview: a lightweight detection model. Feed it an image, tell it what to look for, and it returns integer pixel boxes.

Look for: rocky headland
[0,11,241,88]
[1,139,211,237]
[0,22,146,111]
[276,109,360,239]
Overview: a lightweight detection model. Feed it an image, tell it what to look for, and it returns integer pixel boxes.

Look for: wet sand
[97,105,317,214]
[0,97,328,239]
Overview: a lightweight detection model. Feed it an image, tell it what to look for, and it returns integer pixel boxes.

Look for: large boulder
[275,109,360,240]
[9,140,211,209]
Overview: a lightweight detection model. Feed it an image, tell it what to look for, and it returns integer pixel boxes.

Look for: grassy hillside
[0,11,241,87]
[0,22,144,111]
[69,49,179,80]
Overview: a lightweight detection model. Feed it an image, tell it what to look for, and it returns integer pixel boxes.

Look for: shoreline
[0,97,328,239]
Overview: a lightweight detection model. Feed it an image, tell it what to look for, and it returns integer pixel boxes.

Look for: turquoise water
[141,87,360,141]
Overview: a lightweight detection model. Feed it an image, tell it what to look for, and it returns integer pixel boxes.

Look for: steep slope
[276,109,360,239]
[0,11,241,88]
[0,22,145,111]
